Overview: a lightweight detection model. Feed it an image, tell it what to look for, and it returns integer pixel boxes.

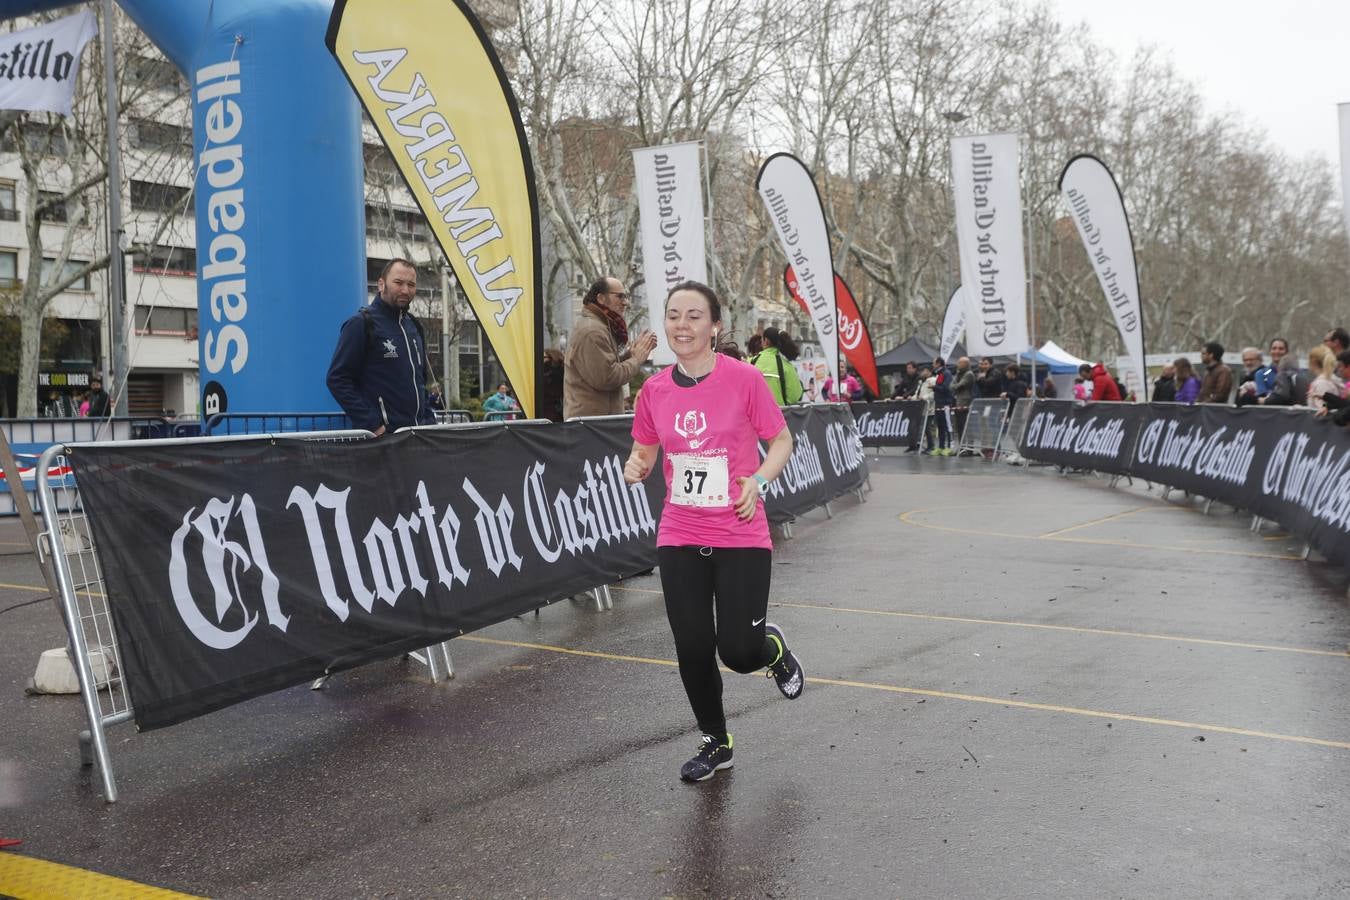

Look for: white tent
[1038,340,1091,368]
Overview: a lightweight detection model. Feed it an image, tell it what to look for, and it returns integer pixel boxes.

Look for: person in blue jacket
[327,258,435,435]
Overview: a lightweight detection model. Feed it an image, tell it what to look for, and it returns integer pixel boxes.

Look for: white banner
[1339,104,1350,252]
[633,142,707,366]
[0,10,97,117]
[1059,154,1146,399]
[756,153,838,388]
[939,284,965,362]
[950,134,1028,356]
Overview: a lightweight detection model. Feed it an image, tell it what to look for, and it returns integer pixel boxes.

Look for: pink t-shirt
[632,356,788,549]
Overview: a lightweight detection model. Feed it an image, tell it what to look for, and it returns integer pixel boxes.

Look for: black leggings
[658,545,776,742]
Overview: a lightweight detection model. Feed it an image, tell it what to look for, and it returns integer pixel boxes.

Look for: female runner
[624,281,804,782]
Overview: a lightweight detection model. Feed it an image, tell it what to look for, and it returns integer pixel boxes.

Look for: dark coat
[327,298,434,431]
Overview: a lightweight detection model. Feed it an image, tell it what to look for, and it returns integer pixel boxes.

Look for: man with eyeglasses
[563,276,658,418]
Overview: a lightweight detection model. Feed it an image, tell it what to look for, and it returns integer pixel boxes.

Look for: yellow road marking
[899,507,1305,560]
[0,853,200,899]
[0,580,102,599]
[609,586,1348,659]
[771,601,1350,659]
[458,635,1350,751]
[1038,505,1167,538]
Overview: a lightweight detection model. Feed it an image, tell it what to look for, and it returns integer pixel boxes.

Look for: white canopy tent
[1038,340,1091,369]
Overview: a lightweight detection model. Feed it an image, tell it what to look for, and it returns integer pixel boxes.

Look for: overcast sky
[1049,0,1350,167]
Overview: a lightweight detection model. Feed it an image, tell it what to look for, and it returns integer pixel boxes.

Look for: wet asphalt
[2,453,1349,899]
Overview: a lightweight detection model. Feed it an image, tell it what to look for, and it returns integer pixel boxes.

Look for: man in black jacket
[1152,364,1177,402]
[327,258,435,435]
[85,375,110,418]
[975,357,1003,399]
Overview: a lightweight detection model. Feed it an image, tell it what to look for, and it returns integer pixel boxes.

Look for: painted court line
[900,507,1305,561]
[0,852,199,899]
[1037,505,1168,538]
[609,586,1348,659]
[460,635,1350,751]
[773,600,1350,659]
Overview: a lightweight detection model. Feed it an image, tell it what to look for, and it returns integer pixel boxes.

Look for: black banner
[1017,401,1350,567]
[1019,400,1142,475]
[849,401,926,448]
[70,407,866,731]
[767,405,869,522]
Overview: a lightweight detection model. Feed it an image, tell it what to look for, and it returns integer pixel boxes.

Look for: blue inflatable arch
[0,0,364,416]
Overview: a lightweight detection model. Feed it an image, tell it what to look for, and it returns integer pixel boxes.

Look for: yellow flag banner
[327,0,540,416]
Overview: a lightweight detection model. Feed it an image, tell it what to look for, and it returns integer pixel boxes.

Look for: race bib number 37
[669,452,730,508]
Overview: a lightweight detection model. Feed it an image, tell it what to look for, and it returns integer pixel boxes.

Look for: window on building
[37,190,68,224]
[0,183,15,222]
[0,249,17,288]
[132,245,196,276]
[130,180,193,216]
[133,119,191,153]
[1,122,68,157]
[41,258,89,291]
[128,56,183,92]
[365,204,429,242]
[134,304,198,336]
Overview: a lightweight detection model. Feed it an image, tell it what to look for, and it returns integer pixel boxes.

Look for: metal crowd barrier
[2,417,193,516]
[434,408,473,424]
[483,410,525,422]
[957,398,1009,457]
[32,427,464,803]
[203,411,353,436]
[1000,397,1039,462]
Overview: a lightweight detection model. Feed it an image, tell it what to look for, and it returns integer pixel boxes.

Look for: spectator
[1000,364,1029,413]
[751,326,803,404]
[1266,338,1289,381]
[843,367,863,400]
[483,383,521,418]
[1253,342,1280,398]
[952,356,975,407]
[539,348,566,422]
[1174,357,1201,404]
[1074,364,1095,400]
[1072,376,1088,400]
[1153,364,1177,402]
[929,357,955,455]
[917,365,935,451]
[428,384,445,411]
[1324,327,1349,356]
[975,357,1003,399]
[1236,347,1265,406]
[745,334,764,356]
[326,258,436,434]
[1090,362,1122,401]
[1197,341,1234,404]
[563,276,657,418]
[1039,375,1058,399]
[1324,353,1350,425]
[1306,345,1343,412]
[1261,354,1309,406]
[85,375,110,418]
[894,361,921,399]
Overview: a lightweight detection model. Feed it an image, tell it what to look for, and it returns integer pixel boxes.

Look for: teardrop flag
[784,265,878,397]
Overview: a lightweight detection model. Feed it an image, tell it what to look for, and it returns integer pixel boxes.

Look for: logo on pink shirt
[673,410,710,449]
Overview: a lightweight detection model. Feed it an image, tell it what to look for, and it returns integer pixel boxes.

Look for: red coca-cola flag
[784,265,878,397]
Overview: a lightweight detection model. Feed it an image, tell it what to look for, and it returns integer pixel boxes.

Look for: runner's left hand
[734,476,760,520]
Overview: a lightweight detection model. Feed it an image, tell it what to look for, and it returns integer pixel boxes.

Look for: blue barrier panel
[203,412,354,436]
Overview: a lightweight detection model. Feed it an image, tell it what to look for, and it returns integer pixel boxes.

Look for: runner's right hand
[624,453,650,484]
